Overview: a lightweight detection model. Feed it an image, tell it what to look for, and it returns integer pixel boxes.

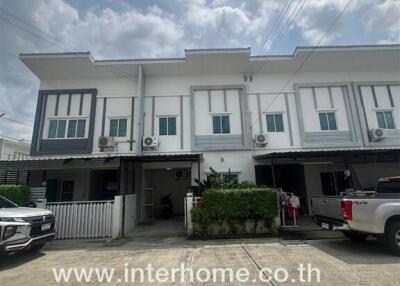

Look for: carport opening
[130,167,191,237]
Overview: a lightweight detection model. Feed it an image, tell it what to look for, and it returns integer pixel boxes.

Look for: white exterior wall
[201,151,256,183]
[0,138,30,160]
[40,77,138,153]
[359,85,400,130]
[38,70,400,159]
[33,54,400,188]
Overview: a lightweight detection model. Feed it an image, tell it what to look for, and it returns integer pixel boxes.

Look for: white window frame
[46,117,88,139]
[318,110,338,132]
[211,114,231,135]
[157,115,178,136]
[265,112,285,133]
[375,109,396,129]
[108,117,129,138]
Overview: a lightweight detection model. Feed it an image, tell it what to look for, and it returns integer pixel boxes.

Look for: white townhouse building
[0,136,30,184]
[0,136,30,161]
[1,44,400,226]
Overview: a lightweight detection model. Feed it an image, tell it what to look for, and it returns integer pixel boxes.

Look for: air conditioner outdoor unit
[369,128,387,142]
[98,136,115,148]
[142,136,159,147]
[254,134,268,146]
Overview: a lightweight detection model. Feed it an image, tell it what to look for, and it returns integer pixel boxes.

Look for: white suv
[0,195,55,255]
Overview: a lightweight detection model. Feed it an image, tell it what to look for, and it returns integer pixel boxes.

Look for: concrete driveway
[0,237,399,285]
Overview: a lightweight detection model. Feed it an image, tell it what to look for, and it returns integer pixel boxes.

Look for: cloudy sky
[0,0,399,141]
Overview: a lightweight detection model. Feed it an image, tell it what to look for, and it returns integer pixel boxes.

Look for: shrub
[191,188,278,237]
[0,185,31,206]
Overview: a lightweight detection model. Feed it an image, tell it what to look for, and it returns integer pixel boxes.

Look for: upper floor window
[319,112,337,131]
[48,119,67,138]
[48,119,86,139]
[67,119,86,138]
[212,115,230,134]
[376,111,395,129]
[109,118,127,137]
[159,117,176,136]
[266,114,284,132]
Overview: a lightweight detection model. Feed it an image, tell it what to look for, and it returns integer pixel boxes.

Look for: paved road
[0,237,399,285]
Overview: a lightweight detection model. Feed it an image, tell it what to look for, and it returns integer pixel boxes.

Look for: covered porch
[0,153,203,238]
[254,148,400,223]
[120,153,202,236]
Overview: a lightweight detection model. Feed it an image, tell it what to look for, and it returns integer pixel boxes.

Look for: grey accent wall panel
[190,85,250,151]
[31,89,97,156]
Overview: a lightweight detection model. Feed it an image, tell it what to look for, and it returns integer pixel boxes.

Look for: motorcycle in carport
[161,193,173,219]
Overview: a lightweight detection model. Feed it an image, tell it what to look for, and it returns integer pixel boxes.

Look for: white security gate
[47,200,114,239]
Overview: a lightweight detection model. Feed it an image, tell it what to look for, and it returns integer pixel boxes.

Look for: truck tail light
[341,201,353,221]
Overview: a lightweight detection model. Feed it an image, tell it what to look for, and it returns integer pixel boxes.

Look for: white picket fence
[47,200,114,239]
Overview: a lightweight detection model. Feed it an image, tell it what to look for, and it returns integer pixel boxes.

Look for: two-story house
[1,44,399,226]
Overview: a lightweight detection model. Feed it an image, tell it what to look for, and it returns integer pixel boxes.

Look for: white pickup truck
[311,176,400,255]
[0,195,55,255]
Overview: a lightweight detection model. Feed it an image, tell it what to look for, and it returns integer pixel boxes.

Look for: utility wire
[249,0,353,130]
[0,116,33,127]
[0,9,138,81]
[251,0,308,77]
[0,111,32,122]
[0,14,70,52]
[0,7,79,51]
[248,0,308,78]
[247,0,301,77]
[246,0,293,76]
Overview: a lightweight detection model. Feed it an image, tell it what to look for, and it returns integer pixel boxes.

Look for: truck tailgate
[311,196,343,221]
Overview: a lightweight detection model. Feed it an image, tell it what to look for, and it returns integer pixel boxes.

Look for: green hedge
[192,188,278,237]
[0,185,31,206]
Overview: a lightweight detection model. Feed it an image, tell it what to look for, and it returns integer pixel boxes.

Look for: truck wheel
[385,221,400,256]
[342,231,368,241]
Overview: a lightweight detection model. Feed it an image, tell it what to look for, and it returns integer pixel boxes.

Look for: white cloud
[63,8,184,58]
[367,0,400,43]
[294,0,355,45]
[0,0,186,139]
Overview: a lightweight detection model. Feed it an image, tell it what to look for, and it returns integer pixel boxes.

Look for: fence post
[186,193,194,236]
[36,198,47,209]
[274,190,282,232]
[112,196,123,239]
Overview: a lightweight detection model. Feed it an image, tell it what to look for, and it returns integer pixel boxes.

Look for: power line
[0,116,33,127]
[249,0,353,131]
[251,0,308,77]
[0,9,138,82]
[0,7,79,52]
[248,0,308,78]
[0,14,71,52]
[0,111,32,122]
[247,0,293,76]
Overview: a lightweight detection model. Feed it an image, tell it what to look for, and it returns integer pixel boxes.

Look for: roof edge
[18,44,400,64]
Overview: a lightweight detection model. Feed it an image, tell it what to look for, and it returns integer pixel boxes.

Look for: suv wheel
[385,221,400,255]
[342,231,368,241]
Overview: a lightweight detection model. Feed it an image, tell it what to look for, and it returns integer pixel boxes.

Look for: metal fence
[47,200,114,239]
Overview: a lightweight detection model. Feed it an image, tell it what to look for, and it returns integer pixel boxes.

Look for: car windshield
[0,196,18,208]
